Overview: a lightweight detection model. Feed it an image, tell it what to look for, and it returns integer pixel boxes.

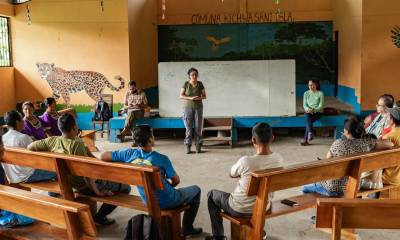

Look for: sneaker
[94,217,116,226]
[186,145,192,154]
[182,227,203,236]
[310,215,316,224]
[300,139,310,146]
[205,235,227,240]
[196,144,202,153]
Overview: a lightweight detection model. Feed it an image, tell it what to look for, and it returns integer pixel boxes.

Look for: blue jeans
[164,185,201,232]
[304,112,322,140]
[26,169,57,183]
[302,183,342,197]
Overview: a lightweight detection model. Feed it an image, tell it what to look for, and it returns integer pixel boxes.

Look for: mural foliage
[158,22,335,85]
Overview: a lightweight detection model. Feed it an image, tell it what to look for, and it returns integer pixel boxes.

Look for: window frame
[0,16,12,67]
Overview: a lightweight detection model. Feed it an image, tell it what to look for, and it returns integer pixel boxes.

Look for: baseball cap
[387,107,400,121]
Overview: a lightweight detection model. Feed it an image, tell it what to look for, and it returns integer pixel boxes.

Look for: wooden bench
[316,198,400,240]
[2,147,188,240]
[203,117,233,147]
[221,148,400,240]
[0,185,96,240]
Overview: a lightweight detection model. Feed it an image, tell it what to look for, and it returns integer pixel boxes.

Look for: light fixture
[100,0,104,12]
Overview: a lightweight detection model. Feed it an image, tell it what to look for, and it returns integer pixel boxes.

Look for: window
[0,17,11,67]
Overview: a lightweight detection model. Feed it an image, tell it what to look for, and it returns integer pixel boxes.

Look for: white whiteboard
[158,60,296,117]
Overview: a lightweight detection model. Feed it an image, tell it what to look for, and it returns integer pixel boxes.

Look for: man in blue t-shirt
[99,124,202,237]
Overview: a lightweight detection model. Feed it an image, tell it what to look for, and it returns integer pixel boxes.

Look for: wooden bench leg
[161,215,183,240]
[231,223,247,240]
[170,214,183,240]
[389,187,400,199]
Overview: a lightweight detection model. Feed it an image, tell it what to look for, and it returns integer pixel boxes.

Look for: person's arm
[315,92,325,112]
[230,157,245,178]
[326,150,333,159]
[27,139,48,151]
[98,151,113,162]
[194,89,207,101]
[139,92,148,109]
[375,139,395,150]
[179,88,196,100]
[85,178,113,196]
[303,92,311,113]
[169,175,180,187]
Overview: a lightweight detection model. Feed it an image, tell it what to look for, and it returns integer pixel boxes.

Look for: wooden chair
[0,185,96,240]
[316,198,400,240]
[220,148,400,240]
[91,94,113,139]
[2,147,188,240]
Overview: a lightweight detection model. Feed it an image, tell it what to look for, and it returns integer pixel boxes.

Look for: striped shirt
[125,91,148,108]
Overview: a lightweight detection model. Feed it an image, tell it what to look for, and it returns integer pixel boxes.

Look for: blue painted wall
[338,85,360,113]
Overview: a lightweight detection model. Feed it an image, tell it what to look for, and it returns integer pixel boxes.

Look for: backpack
[93,99,112,122]
[124,214,163,240]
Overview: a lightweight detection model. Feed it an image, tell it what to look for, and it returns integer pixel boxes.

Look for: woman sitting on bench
[302,117,394,197]
[21,101,47,140]
[39,97,62,136]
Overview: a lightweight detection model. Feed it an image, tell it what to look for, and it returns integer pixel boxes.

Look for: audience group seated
[0,93,400,240]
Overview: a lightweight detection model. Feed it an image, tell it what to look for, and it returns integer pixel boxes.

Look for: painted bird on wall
[206,35,231,51]
[391,25,400,48]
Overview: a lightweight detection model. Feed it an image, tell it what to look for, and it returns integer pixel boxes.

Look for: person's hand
[193,96,202,101]
[305,109,312,113]
[94,189,114,197]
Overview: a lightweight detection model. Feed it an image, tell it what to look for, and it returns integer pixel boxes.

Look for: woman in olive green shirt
[302,80,324,146]
[179,68,207,154]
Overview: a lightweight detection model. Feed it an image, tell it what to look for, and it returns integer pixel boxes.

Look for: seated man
[2,110,56,183]
[99,125,203,237]
[206,123,284,240]
[118,80,148,141]
[28,113,131,226]
[383,107,400,186]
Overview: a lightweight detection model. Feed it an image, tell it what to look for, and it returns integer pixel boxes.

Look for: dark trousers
[164,185,201,232]
[80,180,131,221]
[207,189,250,237]
[304,112,322,139]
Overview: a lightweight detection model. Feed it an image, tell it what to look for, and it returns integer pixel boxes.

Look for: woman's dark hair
[133,125,153,147]
[379,94,394,108]
[344,117,366,139]
[4,111,23,129]
[187,67,199,76]
[22,101,34,109]
[309,79,320,91]
[42,97,56,108]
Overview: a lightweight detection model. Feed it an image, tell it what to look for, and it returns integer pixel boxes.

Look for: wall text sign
[191,12,295,25]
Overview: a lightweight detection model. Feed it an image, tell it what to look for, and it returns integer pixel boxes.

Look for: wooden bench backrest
[0,185,96,239]
[2,147,165,221]
[316,198,400,240]
[245,148,400,239]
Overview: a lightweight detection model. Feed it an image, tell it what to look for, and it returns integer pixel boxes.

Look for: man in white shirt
[2,110,56,183]
[206,123,284,240]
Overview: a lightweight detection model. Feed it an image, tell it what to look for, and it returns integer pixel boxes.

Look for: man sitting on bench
[206,122,284,240]
[28,113,131,226]
[99,124,203,237]
[2,110,57,183]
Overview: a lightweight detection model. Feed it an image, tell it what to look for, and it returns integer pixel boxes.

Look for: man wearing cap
[382,107,400,185]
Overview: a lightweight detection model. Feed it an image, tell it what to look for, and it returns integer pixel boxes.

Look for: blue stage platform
[108,115,347,144]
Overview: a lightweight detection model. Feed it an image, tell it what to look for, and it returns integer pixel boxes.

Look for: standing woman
[39,97,62,136]
[180,68,206,154]
[21,101,47,140]
[302,80,324,146]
